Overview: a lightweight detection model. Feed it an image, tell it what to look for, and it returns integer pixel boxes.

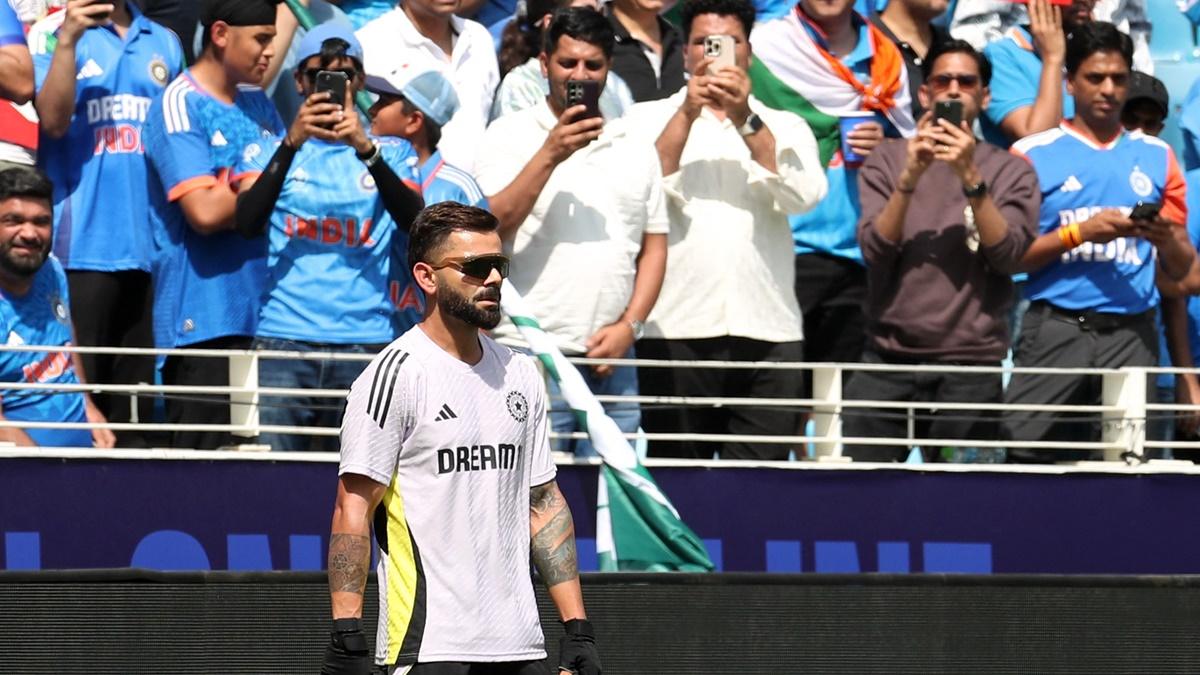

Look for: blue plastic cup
[839,111,877,166]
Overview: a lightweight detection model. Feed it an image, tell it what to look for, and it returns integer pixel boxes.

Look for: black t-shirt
[605,11,685,103]
[134,0,202,64]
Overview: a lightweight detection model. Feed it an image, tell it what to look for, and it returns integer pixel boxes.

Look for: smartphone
[565,80,602,120]
[934,100,963,128]
[1130,201,1162,221]
[314,70,349,110]
[704,35,736,75]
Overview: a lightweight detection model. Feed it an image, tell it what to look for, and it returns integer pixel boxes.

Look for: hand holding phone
[1130,201,1162,222]
[314,70,349,129]
[933,100,963,129]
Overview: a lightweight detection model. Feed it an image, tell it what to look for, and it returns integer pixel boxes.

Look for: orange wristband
[1069,222,1084,247]
[1059,226,1075,250]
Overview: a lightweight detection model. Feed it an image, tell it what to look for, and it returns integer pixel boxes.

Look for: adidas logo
[433,404,457,422]
[76,59,104,80]
[1062,175,1083,192]
[6,331,23,346]
[211,130,228,147]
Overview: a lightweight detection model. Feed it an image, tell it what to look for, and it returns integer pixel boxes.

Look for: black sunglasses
[928,73,981,91]
[431,254,510,280]
[303,68,358,80]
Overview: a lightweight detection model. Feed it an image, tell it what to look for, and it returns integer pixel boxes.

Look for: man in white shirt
[356,0,499,174]
[477,7,668,457]
[623,0,826,460]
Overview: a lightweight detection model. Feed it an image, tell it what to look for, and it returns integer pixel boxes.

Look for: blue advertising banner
[2,455,1199,574]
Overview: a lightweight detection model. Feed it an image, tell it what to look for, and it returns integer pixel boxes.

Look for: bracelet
[357,142,381,167]
[1058,222,1083,250]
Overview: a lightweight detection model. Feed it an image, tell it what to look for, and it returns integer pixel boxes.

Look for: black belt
[1031,300,1154,332]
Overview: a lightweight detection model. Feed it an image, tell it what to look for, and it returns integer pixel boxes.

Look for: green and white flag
[501,281,714,572]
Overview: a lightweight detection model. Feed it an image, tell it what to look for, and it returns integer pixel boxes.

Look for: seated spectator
[143,0,286,450]
[476,8,668,456]
[0,1,35,171]
[623,0,826,460]
[978,0,1094,147]
[356,0,499,174]
[0,167,113,448]
[950,0,1150,74]
[367,69,488,209]
[871,0,950,119]
[1004,23,1194,462]
[233,25,424,452]
[493,0,635,120]
[846,40,1039,462]
[29,0,183,448]
[606,0,685,102]
[751,0,915,382]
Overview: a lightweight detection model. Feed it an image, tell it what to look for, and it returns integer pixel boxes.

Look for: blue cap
[296,22,363,65]
[364,68,460,127]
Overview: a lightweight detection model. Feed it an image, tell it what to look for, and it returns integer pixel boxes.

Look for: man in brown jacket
[845,39,1041,462]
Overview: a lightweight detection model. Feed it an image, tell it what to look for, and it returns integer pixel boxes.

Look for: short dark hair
[315,37,363,70]
[395,98,444,150]
[543,7,615,58]
[0,167,53,205]
[408,203,500,269]
[681,0,756,40]
[1065,21,1133,76]
[922,39,992,87]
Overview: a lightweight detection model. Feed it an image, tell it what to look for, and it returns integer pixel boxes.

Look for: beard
[0,238,48,278]
[439,282,502,330]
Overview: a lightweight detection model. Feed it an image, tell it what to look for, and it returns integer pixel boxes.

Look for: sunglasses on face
[303,68,359,81]
[928,73,981,92]
[431,254,510,280]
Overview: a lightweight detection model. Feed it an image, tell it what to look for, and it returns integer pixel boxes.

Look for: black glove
[321,618,371,675]
[558,619,602,675]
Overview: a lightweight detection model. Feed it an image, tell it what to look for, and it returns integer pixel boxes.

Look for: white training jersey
[339,325,557,666]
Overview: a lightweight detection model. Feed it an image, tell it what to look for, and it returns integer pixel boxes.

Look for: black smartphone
[934,100,963,128]
[1130,201,1162,221]
[565,80,602,120]
[314,70,348,110]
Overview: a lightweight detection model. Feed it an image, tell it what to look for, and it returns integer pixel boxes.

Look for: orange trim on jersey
[1060,120,1123,151]
[1162,148,1188,226]
[1008,146,1032,164]
[167,175,218,202]
[230,171,262,190]
[1006,27,1034,52]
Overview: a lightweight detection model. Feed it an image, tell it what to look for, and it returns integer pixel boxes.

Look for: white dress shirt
[476,100,669,354]
[621,89,827,342]
[356,8,500,174]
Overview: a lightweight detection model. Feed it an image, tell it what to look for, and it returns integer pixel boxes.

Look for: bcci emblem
[243,143,262,163]
[50,295,69,325]
[148,58,169,86]
[359,171,377,192]
[506,391,528,423]
[1129,166,1153,197]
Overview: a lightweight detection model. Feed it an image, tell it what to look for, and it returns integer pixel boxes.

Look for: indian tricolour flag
[500,281,714,572]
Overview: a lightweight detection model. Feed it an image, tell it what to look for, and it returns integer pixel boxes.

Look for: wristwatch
[962,179,988,199]
[737,112,764,137]
[625,318,645,341]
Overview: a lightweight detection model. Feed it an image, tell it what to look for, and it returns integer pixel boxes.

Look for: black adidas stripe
[368,350,408,427]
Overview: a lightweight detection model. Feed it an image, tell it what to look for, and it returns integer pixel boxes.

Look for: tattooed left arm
[530,479,586,621]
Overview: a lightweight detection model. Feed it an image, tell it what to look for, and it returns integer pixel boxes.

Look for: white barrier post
[811,365,844,458]
[229,352,259,439]
[1102,367,1146,462]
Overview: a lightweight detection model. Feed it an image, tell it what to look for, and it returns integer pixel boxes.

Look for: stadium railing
[2,343,1197,461]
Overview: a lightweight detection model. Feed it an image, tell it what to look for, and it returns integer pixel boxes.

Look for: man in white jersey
[322,202,601,675]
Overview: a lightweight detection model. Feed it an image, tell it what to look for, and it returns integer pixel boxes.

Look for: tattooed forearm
[328,533,371,595]
[530,481,579,587]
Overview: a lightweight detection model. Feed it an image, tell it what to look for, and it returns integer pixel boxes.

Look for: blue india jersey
[982,27,1074,148]
[1013,123,1188,314]
[0,257,90,447]
[0,2,22,46]
[28,6,184,272]
[234,136,421,344]
[144,73,284,349]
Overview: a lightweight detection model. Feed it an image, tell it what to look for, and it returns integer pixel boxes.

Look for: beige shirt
[621,89,827,342]
[476,100,669,353]
[356,9,499,174]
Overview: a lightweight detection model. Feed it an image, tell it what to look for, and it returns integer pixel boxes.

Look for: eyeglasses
[928,73,981,92]
[303,68,358,81]
[431,254,510,280]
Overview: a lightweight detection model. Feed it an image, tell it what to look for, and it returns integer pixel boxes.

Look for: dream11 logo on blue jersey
[86,93,153,156]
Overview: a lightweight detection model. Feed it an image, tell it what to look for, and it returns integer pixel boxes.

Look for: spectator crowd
[0,0,1199,464]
